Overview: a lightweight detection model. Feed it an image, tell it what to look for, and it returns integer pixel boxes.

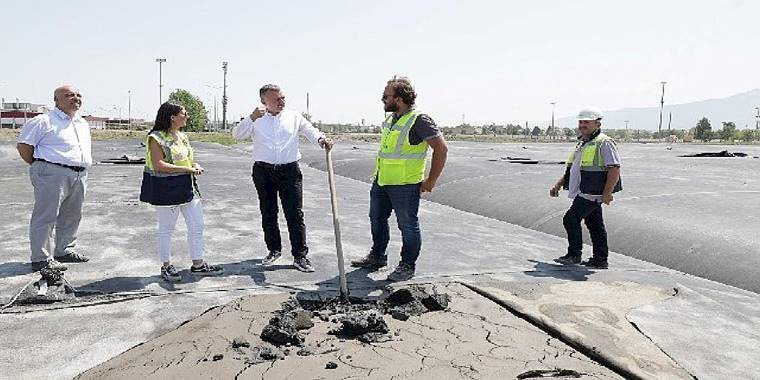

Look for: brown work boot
[387,262,415,282]
[350,253,387,269]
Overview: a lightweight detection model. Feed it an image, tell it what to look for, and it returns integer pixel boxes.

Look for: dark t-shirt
[391,113,442,145]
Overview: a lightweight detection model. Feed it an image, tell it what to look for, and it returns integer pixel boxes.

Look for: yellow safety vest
[564,132,622,195]
[140,130,199,205]
[144,130,194,175]
[374,110,429,186]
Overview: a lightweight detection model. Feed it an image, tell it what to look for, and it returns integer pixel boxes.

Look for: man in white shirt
[17,85,93,271]
[232,84,333,272]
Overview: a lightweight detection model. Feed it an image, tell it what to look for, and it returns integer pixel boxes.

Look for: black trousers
[563,196,608,260]
[252,162,308,257]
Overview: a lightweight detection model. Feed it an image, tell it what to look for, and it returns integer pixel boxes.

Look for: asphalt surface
[1,139,758,379]
[301,141,760,293]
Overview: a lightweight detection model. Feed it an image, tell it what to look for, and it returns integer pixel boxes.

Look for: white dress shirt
[232,109,325,164]
[17,107,93,167]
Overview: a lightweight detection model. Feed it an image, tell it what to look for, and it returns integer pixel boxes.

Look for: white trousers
[156,198,204,263]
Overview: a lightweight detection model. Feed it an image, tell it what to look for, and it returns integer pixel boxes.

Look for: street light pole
[128,90,132,128]
[550,101,556,139]
[658,81,667,140]
[221,61,228,130]
[156,58,166,106]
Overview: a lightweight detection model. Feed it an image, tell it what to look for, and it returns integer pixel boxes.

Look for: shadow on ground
[0,262,35,279]
[525,259,593,281]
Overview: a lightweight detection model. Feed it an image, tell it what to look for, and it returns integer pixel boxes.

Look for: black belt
[34,158,86,172]
[254,161,297,170]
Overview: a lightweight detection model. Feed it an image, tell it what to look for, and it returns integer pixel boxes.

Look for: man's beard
[384,103,398,112]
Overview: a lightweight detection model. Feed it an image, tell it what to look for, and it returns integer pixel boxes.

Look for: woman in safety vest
[139,102,223,282]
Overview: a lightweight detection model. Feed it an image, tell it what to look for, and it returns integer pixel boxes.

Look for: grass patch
[185,132,238,146]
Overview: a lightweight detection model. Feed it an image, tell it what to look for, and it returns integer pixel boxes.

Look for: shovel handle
[326,149,349,302]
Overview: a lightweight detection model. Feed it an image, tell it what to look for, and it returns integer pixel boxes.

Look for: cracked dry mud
[76,283,622,379]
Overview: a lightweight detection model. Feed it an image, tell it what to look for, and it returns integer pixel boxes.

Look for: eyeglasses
[381,94,395,101]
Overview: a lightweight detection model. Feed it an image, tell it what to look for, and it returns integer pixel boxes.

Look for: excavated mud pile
[241,285,450,366]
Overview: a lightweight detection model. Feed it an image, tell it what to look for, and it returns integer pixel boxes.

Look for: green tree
[563,128,575,139]
[719,121,737,142]
[694,117,712,142]
[168,89,209,132]
[740,129,756,142]
[670,129,686,140]
[505,124,522,135]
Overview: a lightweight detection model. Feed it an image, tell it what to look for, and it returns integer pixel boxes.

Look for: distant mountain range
[553,89,760,131]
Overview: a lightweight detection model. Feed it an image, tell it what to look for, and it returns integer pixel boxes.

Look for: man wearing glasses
[232,84,333,273]
[351,76,448,281]
[17,85,92,271]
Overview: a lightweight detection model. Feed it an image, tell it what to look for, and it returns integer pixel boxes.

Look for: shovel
[326,147,350,303]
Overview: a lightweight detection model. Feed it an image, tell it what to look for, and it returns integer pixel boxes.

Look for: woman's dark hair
[386,76,416,106]
[151,101,184,133]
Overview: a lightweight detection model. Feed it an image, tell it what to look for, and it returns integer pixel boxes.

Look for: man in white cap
[549,107,622,269]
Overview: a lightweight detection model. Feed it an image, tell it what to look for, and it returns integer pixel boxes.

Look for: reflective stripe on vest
[144,131,194,177]
[374,110,429,186]
[563,132,622,195]
[566,133,612,171]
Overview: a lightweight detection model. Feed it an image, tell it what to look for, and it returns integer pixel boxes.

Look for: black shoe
[190,262,224,276]
[387,262,415,282]
[350,253,387,269]
[554,254,581,265]
[56,252,89,263]
[581,257,608,269]
[161,264,182,282]
[31,259,68,272]
[293,256,315,273]
[261,251,282,265]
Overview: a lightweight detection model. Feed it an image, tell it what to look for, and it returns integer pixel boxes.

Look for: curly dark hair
[151,101,184,133]
[386,76,416,106]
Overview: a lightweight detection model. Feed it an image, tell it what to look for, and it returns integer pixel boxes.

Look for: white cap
[577,107,603,120]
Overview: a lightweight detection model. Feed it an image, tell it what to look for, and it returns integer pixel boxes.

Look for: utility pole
[128,90,132,128]
[306,92,310,117]
[156,58,166,106]
[658,81,666,140]
[668,111,672,132]
[550,101,556,139]
[221,61,228,130]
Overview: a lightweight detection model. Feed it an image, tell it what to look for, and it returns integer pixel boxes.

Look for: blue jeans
[369,181,421,266]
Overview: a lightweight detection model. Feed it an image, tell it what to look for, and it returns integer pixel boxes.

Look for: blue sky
[2,0,758,127]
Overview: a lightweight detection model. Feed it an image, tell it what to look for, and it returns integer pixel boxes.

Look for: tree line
[159,88,760,143]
